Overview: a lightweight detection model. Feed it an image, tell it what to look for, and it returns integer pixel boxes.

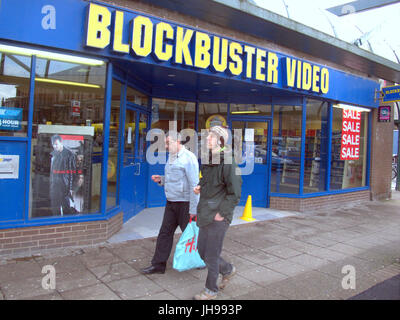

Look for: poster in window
[32,125,94,218]
[50,134,85,215]
[340,108,361,160]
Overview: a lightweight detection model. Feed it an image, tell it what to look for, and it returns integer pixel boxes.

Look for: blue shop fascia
[0,0,380,250]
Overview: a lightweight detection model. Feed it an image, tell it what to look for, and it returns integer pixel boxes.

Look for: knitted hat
[209,125,229,147]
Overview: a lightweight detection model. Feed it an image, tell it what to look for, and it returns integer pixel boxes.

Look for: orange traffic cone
[240,195,256,222]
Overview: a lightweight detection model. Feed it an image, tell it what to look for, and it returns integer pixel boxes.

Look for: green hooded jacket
[196,152,242,227]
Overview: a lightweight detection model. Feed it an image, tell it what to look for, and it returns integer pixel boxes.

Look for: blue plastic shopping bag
[173,217,206,272]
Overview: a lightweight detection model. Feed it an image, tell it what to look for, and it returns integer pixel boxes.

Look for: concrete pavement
[0,191,399,300]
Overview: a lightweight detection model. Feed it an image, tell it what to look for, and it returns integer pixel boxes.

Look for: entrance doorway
[120,103,149,222]
[231,118,271,207]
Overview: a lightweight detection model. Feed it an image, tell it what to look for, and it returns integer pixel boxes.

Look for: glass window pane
[127,85,148,107]
[330,105,369,190]
[271,105,302,194]
[30,57,106,218]
[0,52,30,137]
[138,112,148,160]
[303,99,328,193]
[107,79,122,209]
[124,109,136,165]
[198,103,228,159]
[151,98,196,133]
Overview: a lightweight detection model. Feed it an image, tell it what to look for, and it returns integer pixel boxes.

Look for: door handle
[134,162,141,175]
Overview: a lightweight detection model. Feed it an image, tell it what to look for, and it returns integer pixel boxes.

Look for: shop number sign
[341,109,361,160]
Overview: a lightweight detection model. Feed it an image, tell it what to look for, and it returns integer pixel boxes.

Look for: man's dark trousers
[151,201,190,269]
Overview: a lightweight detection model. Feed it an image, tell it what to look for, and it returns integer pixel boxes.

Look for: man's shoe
[219,265,236,290]
[193,290,218,300]
[140,265,165,275]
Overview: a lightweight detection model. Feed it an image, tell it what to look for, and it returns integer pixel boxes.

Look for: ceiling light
[250,88,258,92]
[167,83,175,86]
[167,74,176,77]
[231,110,260,114]
[334,104,371,112]
[35,77,101,88]
[0,44,105,66]
[203,89,210,92]
[213,81,220,85]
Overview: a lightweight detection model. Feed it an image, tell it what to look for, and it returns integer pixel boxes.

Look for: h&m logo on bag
[185,236,198,253]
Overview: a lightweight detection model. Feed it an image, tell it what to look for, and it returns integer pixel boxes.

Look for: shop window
[271,105,302,194]
[304,99,328,193]
[230,104,272,116]
[106,80,122,209]
[198,103,228,158]
[151,98,196,142]
[330,104,369,190]
[0,52,31,137]
[30,57,106,218]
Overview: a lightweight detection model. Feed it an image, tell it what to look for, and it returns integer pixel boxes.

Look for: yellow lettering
[212,36,228,72]
[228,42,243,76]
[131,16,153,57]
[174,27,193,66]
[194,31,211,69]
[302,62,312,90]
[267,52,278,84]
[255,48,266,81]
[320,67,329,94]
[312,65,320,93]
[85,3,111,49]
[154,22,174,61]
[285,57,296,87]
[244,46,255,79]
[296,60,302,89]
[113,11,129,53]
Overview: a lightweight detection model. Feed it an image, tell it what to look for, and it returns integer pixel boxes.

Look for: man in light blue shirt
[141,131,200,274]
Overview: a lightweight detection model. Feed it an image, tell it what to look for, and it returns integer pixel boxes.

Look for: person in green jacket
[193,125,242,300]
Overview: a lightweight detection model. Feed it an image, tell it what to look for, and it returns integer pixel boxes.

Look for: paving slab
[0,191,399,300]
[60,283,121,300]
[107,275,165,300]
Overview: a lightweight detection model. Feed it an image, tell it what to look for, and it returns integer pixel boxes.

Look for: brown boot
[219,265,236,290]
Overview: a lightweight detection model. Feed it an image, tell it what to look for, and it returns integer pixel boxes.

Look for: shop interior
[0,46,370,221]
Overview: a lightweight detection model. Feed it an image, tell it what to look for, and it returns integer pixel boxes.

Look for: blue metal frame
[299,97,307,195]
[100,62,113,213]
[270,186,369,198]
[228,114,273,208]
[24,55,36,220]
[325,102,333,191]
[116,80,127,206]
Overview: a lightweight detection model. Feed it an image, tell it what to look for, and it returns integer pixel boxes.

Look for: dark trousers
[151,201,190,269]
[197,220,233,293]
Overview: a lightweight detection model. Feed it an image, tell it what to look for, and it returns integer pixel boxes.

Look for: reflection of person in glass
[50,135,77,215]
[72,174,84,212]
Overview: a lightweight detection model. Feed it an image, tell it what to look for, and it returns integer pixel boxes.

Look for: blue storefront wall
[0,0,380,108]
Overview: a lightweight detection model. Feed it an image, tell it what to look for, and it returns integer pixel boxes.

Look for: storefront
[0,0,390,256]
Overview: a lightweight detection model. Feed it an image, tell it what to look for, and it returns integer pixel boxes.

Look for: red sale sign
[340,108,361,160]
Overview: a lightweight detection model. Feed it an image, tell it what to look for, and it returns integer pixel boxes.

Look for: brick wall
[270,190,370,212]
[0,212,123,257]
[370,104,395,200]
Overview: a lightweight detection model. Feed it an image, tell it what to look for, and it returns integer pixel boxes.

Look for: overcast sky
[254,0,400,61]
